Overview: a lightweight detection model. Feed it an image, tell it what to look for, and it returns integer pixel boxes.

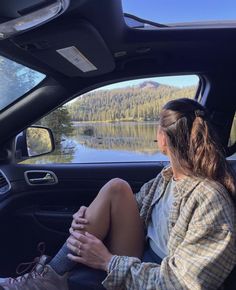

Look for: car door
[0,160,164,277]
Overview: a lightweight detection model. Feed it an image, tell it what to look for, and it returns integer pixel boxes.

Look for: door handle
[29,173,55,184]
[24,170,58,186]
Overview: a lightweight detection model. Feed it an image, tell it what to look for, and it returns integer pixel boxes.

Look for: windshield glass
[0,55,45,111]
[122,0,236,27]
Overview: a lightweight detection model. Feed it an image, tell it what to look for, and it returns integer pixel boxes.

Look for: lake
[25,122,169,164]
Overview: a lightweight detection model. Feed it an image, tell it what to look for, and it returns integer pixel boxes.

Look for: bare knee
[102,178,133,200]
[108,178,132,192]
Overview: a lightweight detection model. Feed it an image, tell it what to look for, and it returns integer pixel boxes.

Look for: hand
[67,229,113,272]
[71,206,88,232]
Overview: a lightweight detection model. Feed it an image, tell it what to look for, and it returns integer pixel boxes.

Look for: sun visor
[12,20,115,77]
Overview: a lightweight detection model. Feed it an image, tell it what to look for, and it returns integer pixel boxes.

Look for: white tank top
[147,178,176,259]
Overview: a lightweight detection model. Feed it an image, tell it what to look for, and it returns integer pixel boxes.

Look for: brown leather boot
[0,255,68,290]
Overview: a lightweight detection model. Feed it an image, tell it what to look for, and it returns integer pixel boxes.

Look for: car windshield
[122,0,236,28]
[0,55,45,111]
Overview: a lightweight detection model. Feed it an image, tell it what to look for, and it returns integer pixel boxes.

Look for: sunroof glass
[122,0,236,26]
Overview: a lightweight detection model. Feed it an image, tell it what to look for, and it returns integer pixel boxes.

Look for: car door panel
[0,162,166,276]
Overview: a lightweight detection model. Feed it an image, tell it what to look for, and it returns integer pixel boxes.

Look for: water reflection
[24,122,169,164]
[72,122,159,153]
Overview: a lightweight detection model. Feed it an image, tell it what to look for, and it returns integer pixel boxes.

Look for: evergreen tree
[38,106,74,145]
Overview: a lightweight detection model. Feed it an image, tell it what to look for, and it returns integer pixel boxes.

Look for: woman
[1,98,235,290]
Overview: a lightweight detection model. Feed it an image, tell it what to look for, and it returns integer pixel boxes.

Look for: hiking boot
[0,255,68,290]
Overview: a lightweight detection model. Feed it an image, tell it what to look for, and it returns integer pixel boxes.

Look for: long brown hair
[159,98,236,200]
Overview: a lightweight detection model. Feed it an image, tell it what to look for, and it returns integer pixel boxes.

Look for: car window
[0,55,45,111]
[23,75,199,164]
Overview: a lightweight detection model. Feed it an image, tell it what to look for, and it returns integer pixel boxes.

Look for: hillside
[67,82,196,122]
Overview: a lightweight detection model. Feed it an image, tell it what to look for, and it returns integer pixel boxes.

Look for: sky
[122,0,236,24]
[101,75,199,91]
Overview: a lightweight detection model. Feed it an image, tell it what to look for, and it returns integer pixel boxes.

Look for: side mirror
[15,126,55,161]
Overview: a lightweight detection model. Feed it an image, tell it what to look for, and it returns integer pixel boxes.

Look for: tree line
[67,83,197,122]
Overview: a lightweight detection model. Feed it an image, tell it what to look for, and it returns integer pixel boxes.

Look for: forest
[67,82,197,122]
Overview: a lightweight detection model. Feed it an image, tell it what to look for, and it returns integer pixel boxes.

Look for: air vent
[0,170,10,194]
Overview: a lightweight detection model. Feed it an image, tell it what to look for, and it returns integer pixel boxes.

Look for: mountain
[67,82,196,122]
[136,81,160,89]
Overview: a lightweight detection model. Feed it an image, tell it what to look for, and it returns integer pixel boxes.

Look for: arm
[102,186,236,290]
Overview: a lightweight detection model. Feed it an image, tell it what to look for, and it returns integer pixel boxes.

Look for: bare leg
[49,178,145,274]
[0,180,145,290]
[82,178,145,258]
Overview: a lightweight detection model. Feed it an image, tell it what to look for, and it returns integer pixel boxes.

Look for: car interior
[0,0,235,289]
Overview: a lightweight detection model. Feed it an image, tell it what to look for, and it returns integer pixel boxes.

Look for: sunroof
[122,0,236,27]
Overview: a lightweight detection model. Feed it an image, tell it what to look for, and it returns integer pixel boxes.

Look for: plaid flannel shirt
[102,166,236,290]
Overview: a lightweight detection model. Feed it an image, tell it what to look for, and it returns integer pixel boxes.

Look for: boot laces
[9,242,47,284]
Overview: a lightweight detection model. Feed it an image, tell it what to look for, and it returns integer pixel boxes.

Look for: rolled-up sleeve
[104,255,161,290]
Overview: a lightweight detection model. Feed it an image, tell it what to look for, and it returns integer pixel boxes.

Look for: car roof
[0,0,235,79]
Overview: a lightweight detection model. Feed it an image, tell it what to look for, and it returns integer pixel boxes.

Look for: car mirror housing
[15,126,55,162]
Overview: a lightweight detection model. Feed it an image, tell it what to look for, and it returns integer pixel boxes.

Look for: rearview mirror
[15,126,55,161]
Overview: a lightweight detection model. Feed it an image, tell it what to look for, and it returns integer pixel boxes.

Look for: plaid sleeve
[103,255,161,290]
[102,184,236,290]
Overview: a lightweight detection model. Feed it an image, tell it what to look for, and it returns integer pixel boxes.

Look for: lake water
[26,122,169,164]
